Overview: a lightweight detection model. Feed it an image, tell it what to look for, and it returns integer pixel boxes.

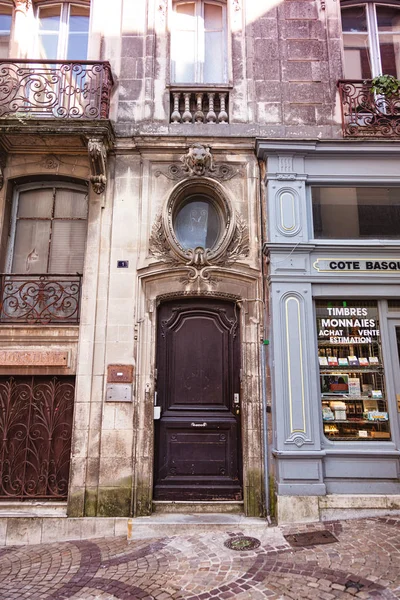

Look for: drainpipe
[261,330,272,525]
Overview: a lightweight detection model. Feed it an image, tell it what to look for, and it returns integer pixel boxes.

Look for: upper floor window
[312,186,400,239]
[0,2,12,59]
[8,184,88,274]
[36,2,90,60]
[341,2,400,79]
[171,0,228,83]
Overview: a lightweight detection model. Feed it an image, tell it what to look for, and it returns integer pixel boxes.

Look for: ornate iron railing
[0,376,74,499]
[0,60,113,119]
[338,79,400,137]
[0,274,82,325]
[170,89,229,124]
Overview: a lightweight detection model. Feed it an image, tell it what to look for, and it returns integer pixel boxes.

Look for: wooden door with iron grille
[154,298,242,500]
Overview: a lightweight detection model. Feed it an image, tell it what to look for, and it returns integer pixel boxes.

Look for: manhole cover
[224,536,261,551]
[284,530,338,548]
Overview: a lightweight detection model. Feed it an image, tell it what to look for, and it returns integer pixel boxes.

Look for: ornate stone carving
[149,209,249,284]
[13,0,32,10]
[155,144,243,181]
[88,137,107,194]
[182,143,213,176]
[41,154,60,170]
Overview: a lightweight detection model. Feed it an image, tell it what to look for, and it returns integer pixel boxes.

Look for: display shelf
[316,299,391,442]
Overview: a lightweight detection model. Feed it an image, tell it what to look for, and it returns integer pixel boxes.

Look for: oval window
[173,196,221,250]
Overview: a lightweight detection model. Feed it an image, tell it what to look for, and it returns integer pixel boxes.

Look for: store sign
[318,305,379,344]
[313,258,400,272]
[0,350,69,366]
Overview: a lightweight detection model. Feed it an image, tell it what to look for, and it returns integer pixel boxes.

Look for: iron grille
[0,274,82,325]
[0,60,113,119]
[338,79,400,137]
[0,376,75,500]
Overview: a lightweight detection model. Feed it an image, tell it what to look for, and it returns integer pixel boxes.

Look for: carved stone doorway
[153,297,242,500]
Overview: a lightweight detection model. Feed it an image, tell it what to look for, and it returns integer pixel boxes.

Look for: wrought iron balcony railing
[0,60,113,119]
[338,79,400,137]
[0,274,82,325]
[170,89,229,124]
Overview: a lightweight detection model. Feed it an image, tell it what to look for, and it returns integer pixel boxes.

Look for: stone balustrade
[170,90,229,124]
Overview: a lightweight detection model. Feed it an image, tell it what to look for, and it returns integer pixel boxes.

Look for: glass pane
[316,299,390,442]
[172,2,196,82]
[171,30,196,82]
[0,4,12,32]
[67,5,89,59]
[49,220,87,273]
[0,4,12,60]
[38,5,61,31]
[378,34,400,78]
[312,187,400,239]
[12,220,51,273]
[377,5,400,32]
[174,197,220,250]
[38,4,61,59]
[204,30,224,82]
[341,6,371,79]
[204,3,222,29]
[18,189,54,219]
[54,189,88,219]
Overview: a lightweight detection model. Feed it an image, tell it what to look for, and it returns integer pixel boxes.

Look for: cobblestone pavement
[1,517,400,599]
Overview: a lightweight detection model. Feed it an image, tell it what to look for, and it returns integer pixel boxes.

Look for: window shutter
[48,220,87,273]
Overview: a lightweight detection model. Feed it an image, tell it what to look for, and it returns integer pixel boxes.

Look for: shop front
[257,140,400,523]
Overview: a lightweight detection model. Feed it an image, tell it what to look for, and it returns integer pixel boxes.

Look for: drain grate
[284,530,338,548]
[224,536,261,551]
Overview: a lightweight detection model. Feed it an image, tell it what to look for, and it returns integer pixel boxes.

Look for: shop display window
[312,187,400,239]
[316,299,391,441]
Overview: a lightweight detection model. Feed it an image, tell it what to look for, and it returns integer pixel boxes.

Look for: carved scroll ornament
[88,137,107,194]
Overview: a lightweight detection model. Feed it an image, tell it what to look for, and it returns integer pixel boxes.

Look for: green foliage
[370,74,400,97]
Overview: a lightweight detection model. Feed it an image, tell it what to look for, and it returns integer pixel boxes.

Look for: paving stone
[0,517,400,599]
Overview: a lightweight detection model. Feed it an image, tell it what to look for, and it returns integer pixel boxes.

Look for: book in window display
[316,300,391,441]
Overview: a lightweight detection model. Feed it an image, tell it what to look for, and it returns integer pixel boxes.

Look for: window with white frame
[0,2,12,59]
[341,2,400,79]
[171,0,228,83]
[8,184,88,274]
[36,2,90,60]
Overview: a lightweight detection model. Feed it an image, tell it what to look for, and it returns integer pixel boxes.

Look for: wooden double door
[154,298,242,501]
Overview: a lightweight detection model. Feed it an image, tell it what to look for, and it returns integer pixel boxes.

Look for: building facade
[0,0,399,525]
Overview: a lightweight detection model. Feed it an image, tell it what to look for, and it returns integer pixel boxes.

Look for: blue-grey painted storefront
[257,140,400,499]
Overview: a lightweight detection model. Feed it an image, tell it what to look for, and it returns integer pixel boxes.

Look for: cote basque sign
[313,258,400,272]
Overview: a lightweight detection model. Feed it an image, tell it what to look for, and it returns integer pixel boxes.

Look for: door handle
[191,422,207,427]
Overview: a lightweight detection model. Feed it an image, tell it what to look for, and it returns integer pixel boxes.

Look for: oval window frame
[163,178,235,261]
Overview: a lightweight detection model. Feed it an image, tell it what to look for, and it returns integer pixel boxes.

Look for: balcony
[0,274,82,325]
[0,60,113,120]
[170,89,229,124]
[338,79,400,138]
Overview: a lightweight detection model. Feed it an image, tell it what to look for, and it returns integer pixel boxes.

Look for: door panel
[154,298,242,500]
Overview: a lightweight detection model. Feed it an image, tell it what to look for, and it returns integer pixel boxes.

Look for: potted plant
[370,74,400,97]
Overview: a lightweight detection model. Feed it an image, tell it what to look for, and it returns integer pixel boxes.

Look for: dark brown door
[154,298,242,501]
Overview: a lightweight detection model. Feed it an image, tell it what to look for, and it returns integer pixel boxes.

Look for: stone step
[128,512,269,540]
[152,500,244,514]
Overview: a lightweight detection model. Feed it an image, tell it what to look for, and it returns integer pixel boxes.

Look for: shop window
[341,2,400,79]
[171,0,228,83]
[312,186,400,239]
[0,2,12,59]
[7,184,88,274]
[36,2,90,60]
[317,300,391,441]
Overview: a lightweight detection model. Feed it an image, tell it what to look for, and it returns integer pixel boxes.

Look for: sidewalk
[0,515,399,599]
